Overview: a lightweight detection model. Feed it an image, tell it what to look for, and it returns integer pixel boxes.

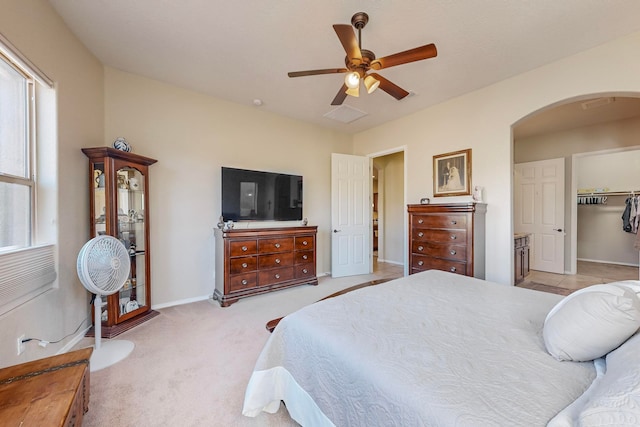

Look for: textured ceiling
[48,0,640,135]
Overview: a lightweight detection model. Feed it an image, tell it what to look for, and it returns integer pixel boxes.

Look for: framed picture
[433,149,472,197]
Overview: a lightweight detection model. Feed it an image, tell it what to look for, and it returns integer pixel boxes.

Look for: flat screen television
[221,167,303,221]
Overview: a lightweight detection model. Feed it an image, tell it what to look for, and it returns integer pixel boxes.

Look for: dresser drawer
[295,235,315,250]
[413,214,467,229]
[258,267,295,286]
[295,264,315,279]
[229,240,257,257]
[295,250,314,264]
[229,272,258,291]
[258,237,294,254]
[412,228,467,243]
[258,252,294,269]
[411,254,467,275]
[411,241,466,261]
[229,256,257,274]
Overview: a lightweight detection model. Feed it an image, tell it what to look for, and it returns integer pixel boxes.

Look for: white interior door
[514,158,565,274]
[331,153,371,277]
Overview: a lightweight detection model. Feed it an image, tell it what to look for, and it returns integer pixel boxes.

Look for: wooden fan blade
[331,84,348,105]
[370,73,409,100]
[370,43,437,70]
[333,24,362,65]
[288,68,348,78]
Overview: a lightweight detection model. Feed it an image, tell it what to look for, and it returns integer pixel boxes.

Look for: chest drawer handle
[417,245,424,252]
[242,262,248,268]
[450,250,456,255]
[418,231,424,238]
[274,273,281,279]
[418,219,424,224]
[418,260,424,266]
[450,235,457,240]
[275,243,281,249]
[450,267,457,272]
[302,254,308,260]
[241,246,248,252]
[451,220,457,225]
[302,268,308,274]
[275,258,281,264]
[241,279,248,285]
[302,240,308,246]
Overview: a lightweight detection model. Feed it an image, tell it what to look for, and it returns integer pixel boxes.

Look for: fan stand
[90,294,135,372]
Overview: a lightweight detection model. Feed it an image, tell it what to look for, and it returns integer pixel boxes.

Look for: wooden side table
[0,347,93,426]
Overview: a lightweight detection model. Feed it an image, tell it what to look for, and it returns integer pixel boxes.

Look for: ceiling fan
[287,12,437,105]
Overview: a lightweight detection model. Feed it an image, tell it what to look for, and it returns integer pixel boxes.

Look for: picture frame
[433,149,472,197]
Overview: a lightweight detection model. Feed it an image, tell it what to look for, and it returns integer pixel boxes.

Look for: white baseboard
[577,258,639,268]
[58,325,92,355]
[152,294,211,310]
[377,258,403,266]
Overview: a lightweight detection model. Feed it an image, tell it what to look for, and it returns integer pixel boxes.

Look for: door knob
[553,228,563,232]
[333,229,341,233]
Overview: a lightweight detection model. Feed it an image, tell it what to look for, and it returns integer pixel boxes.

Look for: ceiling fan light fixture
[345,85,360,97]
[364,75,380,93]
[344,71,360,89]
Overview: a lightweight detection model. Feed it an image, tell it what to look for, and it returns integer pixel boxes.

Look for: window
[0,33,56,314]
[0,51,34,251]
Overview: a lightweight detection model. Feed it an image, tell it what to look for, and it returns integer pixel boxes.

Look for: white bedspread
[243,270,597,426]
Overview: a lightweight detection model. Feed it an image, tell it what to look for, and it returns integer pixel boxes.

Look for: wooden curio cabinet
[82,147,159,338]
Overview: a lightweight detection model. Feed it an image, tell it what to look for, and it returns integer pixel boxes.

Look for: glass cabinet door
[116,166,147,319]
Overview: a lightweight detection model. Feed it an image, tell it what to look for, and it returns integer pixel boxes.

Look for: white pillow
[543,283,640,362]
[548,332,640,426]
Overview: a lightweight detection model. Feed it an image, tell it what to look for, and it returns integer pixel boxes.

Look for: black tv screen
[222,167,303,221]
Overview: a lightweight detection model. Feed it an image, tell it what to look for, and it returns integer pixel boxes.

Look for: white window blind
[0,244,56,313]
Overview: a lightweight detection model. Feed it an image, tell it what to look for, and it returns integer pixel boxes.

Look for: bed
[243,270,640,426]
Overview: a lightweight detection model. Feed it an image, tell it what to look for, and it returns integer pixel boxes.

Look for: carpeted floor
[74,264,403,426]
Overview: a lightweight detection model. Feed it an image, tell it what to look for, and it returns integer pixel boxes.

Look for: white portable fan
[77,235,133,372]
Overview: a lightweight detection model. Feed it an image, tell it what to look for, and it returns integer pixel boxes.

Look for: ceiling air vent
[323,105,368,123]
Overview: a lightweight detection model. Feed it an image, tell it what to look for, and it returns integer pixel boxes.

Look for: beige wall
[354,32,640,285]
[0,0,104,367]
[104,68,352,306]
[516,117,640,269]
[374,151,405,265]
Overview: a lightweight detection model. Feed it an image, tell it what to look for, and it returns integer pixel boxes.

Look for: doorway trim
[366,145,408,275]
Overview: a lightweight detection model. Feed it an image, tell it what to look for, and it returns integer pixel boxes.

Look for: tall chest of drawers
[408,203,486,278]
[214,226,318,306]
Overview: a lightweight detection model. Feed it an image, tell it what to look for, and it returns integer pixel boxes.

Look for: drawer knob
[242,262,248,268]
[275,258,281,264]
[275,243,281,248]
[418,232,424,237]
[241,279,248,285]
[302,240,308,246]
[274,274,280,279]
[418,245,424,251]
[451,220,457,225]
[418,219,424,224]
[450,250,456,255]
[450,267,456,272]
[418,260,424,266]
[302,268,308,274]
[302,255,308,260]
[450,235,457,240]
[241,246,248,251]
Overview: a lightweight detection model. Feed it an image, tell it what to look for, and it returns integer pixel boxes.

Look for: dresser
[214,226,318,306]
[408,203,486,278]
[0,347,92,426]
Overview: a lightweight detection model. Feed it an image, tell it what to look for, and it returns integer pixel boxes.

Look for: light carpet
[74,265,403,426]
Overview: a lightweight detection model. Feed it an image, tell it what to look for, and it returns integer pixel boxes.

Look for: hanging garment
[632,196,640,233]
[622,198,633,232]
